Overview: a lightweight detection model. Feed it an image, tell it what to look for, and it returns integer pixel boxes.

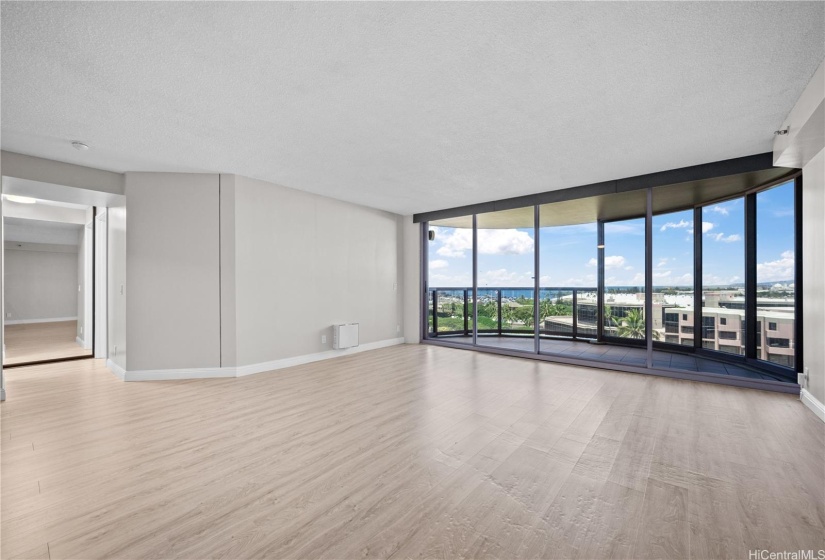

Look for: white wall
[232,175,403,367]
[402,215,421,344]
[77,229,84,338]
[75,211,93,348]
[3,201,87,224]
[775,57,825,420]
[1,151,124,196]
[95,209,108,358]
[4,243,78,322]
[108,205,127,370]
[1,196,4,399]
[219,174,237,368]
[802,148,824,407]
[125,172,221,371]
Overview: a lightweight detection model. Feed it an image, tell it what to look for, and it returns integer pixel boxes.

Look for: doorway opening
[2,194,106,367]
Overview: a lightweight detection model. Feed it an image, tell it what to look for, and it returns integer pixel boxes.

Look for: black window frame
[419,158,803,388]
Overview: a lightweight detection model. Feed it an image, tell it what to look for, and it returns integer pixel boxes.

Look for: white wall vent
[333,323,359,350]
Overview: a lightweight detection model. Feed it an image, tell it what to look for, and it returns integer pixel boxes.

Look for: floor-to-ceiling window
[537,202,599,357]
[756,180,796,368]
[701,198,746,356]
[603,217,647,342]
[426,216,474,344]
[652,209,695,347]
[421,167,800,388]
[475,207,535,352]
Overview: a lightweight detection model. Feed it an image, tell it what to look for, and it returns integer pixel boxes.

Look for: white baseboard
[106,359,126,380]
[105,338,405,382]
[235,337,406,377]
[5,316,78,325]
[801,388,825,423]
[124,366,232,382]
[76,336,84,347]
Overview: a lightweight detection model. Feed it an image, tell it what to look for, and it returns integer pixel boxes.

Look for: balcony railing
[428,287,598,340]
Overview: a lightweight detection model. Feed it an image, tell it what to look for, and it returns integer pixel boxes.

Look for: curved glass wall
[701,199,746,357]
[653,208,694,348]
[603,217,647,343]
[756,181,796,368]
[423,175,800,388]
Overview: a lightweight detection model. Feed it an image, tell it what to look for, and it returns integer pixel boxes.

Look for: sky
[427,180,795,289]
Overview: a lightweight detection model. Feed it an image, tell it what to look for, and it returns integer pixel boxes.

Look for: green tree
[612,309,660,340]
[539,299,554,322]
[513,305,535,328]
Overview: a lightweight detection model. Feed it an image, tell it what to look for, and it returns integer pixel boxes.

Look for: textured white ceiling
[2,2,823,215]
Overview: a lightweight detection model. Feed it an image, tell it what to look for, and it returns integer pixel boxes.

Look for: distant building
[541,292,795,368]
[661,305,795,367]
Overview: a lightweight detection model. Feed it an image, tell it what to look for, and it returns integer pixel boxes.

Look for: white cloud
[478,268,534,288]
[674,273,693,285]
[429,259,449,270]
[429,272,472,288]
[660,219,690,232]
[653,270,672,279]
[604,222,644,235]
[689,222,714,235]
[605,255,626,269]
[478,229,534,255]
[564,274,597,287]
[757,250,795,282]
[435,228,472,257]
[586,255,627,269]
[435,228,534,258]
[657,258,669,267]
[709,232,741,243]
[709,205,729,216]
[702,273,742,286]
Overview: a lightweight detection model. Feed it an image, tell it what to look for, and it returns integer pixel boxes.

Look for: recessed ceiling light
[72,141,90,151]
[4,195,37,204]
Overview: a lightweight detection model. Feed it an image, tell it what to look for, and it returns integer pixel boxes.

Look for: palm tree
[603,305,615,335]
[612,309,660,340]
[539,298,555,322]
[501,303,516,327]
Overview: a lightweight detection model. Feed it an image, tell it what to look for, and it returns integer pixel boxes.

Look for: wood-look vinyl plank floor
[3,321,91,365]
[1,344,823,559]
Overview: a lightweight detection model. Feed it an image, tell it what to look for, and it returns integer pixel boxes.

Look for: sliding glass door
[475,208,535,352]
[602,217,647,344]
[426,216,473,344]
[537,203,598,357]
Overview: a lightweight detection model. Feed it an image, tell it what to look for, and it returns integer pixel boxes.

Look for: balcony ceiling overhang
[431,166,797,229]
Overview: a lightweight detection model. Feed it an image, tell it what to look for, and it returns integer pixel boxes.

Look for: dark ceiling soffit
[413,152,781,223]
